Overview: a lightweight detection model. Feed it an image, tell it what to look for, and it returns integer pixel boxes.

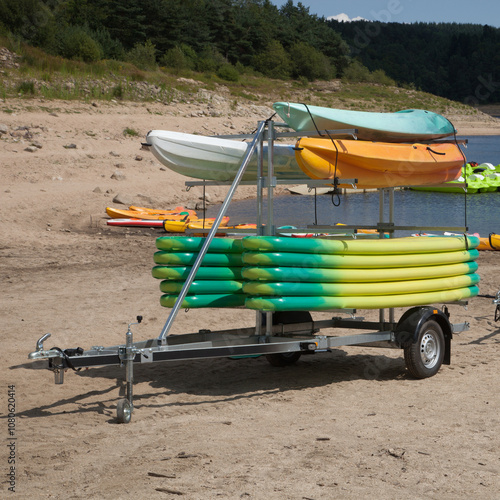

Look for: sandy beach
[1,98,500,498]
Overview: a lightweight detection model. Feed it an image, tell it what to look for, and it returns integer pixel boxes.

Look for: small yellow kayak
[163,216,230,233]
[106,207,196,220]
[477,233,500,251]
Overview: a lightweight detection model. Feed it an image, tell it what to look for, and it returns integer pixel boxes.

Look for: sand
[1,98,500,499]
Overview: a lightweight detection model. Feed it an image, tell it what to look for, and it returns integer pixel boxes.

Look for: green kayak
[273,102,456,142]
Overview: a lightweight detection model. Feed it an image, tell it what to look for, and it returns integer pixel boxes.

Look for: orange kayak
[106,207,196,220]
[477,233,500,251]
[295,138,464,188]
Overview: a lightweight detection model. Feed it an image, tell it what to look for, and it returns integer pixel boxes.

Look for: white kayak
[145,130,308,181]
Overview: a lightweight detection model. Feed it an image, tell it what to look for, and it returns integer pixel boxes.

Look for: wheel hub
[420,332,438,368]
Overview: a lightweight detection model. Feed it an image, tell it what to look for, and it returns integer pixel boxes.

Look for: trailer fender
[395,306,452,365]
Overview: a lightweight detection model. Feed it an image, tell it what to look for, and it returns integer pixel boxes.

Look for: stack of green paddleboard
[152,235,480,311]
[411,162,500,193]
[153,237,246,308]
[241,236,480,311]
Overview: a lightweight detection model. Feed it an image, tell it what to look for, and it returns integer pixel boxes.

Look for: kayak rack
[28,119,472,423]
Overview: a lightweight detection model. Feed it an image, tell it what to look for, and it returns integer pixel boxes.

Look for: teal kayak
[273,102,456,142]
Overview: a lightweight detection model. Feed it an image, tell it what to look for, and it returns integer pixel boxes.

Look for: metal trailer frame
[28,120,472,423]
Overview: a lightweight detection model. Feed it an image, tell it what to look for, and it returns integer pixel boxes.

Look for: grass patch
[16,80,36,95]
[230,90,259,101]
[123,127,139,137]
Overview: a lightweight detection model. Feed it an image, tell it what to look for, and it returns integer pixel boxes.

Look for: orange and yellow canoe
[106,207,197,220]
[477,233,500,251]
[294,138,464,188]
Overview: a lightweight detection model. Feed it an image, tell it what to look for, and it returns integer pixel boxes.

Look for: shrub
[342,61,371,83]
[160,46,193,71]
[127,40,157,71]
[195,46,226,73]
[91,28,125,61]
[17,80,35,95]
[253,40,291,79]
[370,69,396,86]
[290,42,333,81]
[216,63,239,82]
[111,84,124,99]
[57,26,103,63]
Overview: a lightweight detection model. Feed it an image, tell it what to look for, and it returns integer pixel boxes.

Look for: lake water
[206,135,500,237]
[458,134,500,165]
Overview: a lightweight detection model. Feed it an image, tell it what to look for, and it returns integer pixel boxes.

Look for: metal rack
[28,120,471,423]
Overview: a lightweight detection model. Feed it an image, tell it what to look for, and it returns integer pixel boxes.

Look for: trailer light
[300,342,318,351]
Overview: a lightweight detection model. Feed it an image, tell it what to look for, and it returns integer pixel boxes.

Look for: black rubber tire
[116,399,132,424]
[264,311,312,367]
[266,351,302,367]
[404,319,445,379]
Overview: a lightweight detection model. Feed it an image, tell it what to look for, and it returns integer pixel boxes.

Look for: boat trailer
[28,120,473,423]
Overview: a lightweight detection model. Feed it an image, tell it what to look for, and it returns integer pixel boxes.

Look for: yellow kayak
[163,216,230,233]
[477,233,500,251]
[106,207,196,220]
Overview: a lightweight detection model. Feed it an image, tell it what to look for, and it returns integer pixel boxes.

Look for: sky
[270,0,500,28]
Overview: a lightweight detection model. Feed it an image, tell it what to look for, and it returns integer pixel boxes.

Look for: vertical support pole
[266,121,275,236]
[389,188,395,227]
[125,326,134,408]
[255,126,265,335]
[388,188,395,324]
[379,188,385,234]
[265,123,275,337]
[378,188,385,326]
[256,136,264,236]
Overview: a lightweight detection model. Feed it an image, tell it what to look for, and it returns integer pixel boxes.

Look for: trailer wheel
[266,351,302,367]
[404,320,445,379]
[116,399,132,424]
[264,311,312,367]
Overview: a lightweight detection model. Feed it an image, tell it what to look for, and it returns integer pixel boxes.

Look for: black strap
[489,233,498,250]
[299,103,342,208]
[426,146,446,155]
[49,347,83,371]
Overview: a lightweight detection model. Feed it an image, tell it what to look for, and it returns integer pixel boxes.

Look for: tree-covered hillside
[0,0,349,81]
[1,0,499,104]
[329,20,500,105]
